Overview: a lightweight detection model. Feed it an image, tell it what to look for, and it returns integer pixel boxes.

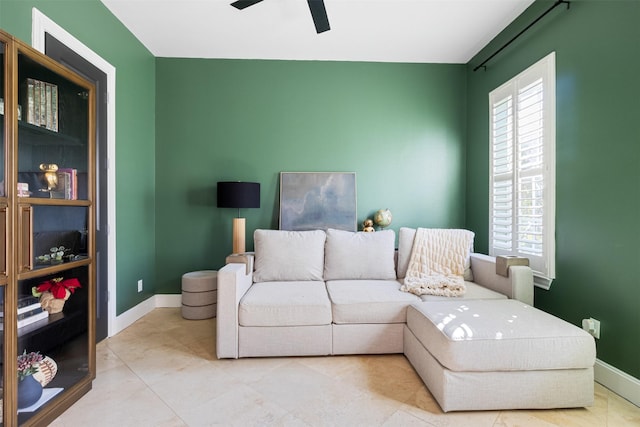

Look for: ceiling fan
[231,0,330,34]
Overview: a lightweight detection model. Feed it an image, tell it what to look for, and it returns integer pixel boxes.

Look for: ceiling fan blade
[307,0,330,33]
[231,0,265,10]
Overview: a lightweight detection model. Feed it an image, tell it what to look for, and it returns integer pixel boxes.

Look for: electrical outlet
[137,279,143,293]
[582,317,600,339]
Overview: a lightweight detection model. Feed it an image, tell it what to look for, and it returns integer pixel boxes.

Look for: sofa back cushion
[397,227,474,281]
[324,228,397,280]
[253,229,326,282]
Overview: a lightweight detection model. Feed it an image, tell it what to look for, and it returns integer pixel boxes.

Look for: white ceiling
[100,0,535,63]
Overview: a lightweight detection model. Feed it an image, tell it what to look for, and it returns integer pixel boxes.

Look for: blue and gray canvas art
[280,173,356,231]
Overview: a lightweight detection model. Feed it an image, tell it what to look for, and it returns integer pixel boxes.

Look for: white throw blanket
[401,228,474,297]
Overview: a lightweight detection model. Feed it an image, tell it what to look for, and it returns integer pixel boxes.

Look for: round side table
[181,270,217,320]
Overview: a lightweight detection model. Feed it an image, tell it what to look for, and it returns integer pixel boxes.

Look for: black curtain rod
[473,0,570,72]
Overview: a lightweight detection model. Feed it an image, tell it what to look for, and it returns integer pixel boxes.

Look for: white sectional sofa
[216,227,596,411]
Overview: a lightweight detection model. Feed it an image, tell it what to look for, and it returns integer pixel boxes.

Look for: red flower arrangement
[33,277,81,299]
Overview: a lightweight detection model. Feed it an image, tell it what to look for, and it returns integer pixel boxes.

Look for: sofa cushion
[239,281,332,327]
[406,299,596,372]
[324,229,396,280]
[253,229,326,282]
[397,227,474,281]
[419,281,507,302]
[327,280,421,324]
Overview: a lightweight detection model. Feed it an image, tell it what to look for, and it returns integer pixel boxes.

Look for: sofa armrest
[216,256,254,359]
[470,253,534,305]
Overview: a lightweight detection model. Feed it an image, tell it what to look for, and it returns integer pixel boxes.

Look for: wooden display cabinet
[0,29,96,426]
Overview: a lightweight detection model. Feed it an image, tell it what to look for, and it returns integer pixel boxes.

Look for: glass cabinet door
[0,28,94,427]
[14,41,94,426]
[1,37,6,427]
[1,39,5,198]
[1,39,5,197]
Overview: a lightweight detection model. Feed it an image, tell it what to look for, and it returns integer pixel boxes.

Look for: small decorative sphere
[373,209,392,228]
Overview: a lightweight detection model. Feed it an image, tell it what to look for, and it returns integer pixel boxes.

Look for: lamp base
[232,218,246,254]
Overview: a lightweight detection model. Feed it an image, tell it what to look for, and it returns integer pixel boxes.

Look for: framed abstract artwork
[279,172,357,231]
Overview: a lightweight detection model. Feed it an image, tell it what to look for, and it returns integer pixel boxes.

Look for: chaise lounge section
[405,299,596,411]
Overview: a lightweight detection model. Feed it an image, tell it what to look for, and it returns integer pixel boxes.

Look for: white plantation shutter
[489,53,556,288]
[491,95,514,252]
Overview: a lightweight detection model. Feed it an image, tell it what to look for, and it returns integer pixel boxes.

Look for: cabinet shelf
[18,198,91,207]
[17,120,84,147]
[18,257,91,281]
[0,119,84,147]
[18,309,86,343]
[0,308,87,359]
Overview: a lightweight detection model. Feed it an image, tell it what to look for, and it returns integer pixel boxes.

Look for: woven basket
[33,356,58,387]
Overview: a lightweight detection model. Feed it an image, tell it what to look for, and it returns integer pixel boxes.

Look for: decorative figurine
[39,163,59,191]
[363,219,375,232]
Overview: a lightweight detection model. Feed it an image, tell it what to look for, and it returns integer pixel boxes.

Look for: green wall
[0,0,157,314]
[155,59,467,293]
[466,0,640,378]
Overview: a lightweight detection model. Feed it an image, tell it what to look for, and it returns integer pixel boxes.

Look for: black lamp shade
[217,182,260,209]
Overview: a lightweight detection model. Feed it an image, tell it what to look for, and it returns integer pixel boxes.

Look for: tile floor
[51,308,640,426]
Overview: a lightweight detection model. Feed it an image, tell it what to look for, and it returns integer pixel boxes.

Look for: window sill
[534,274,554,290]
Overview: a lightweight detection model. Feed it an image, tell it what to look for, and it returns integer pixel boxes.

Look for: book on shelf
[39,81,46,129]
[51,171,73,200]
[17,306,45,321]
[32,79,41,126]
[52,84,58,132]
[27,81,34,122]
[18,310,49,329]
[0,295,40,316]
[0,302,43,318]
[18,302,43,315]
[24,78,59,132]
[18,295,40,309]
[45,83,53,130]
[0,298,40,313]
[58,168,78,200]
[0,309,49,331]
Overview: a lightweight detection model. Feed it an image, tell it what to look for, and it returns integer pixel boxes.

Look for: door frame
[31,8,117,337]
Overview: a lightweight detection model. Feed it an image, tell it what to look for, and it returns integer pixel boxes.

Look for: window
[489,52,555,289]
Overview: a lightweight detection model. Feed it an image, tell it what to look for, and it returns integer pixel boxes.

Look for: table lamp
[217,181,260,254]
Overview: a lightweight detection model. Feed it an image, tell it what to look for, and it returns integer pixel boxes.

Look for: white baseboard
[595,358,640,407]
[112,294,181,336]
